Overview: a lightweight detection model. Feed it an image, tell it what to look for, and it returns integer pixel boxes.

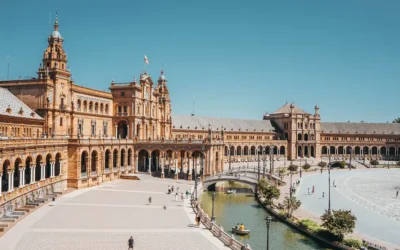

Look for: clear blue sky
[1,0,399,122]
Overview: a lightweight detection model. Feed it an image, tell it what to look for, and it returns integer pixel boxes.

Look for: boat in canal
[232,227,250,235]
[226,189,236,194]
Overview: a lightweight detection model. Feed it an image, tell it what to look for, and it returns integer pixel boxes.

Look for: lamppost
[263,157,266,179]
[266,216,272,250]
[257,149,261,181]
[201,145,205,178]
[229,144,232,172]
[211,192,216,222]
[269,146,273,175]
[328,148,332,214]
[194,168,198,201]
[349,148,352,171]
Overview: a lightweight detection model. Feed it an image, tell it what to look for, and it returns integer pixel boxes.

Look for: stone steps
[120,174,140,180]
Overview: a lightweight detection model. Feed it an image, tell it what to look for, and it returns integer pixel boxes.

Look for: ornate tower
[156,69,172,139]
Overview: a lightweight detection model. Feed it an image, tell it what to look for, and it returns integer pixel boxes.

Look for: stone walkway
[0,175,228,250]
[279,168,400,250]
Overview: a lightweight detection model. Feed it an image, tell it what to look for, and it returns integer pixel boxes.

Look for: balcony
[117,112,128,116]
[59,105,67,110]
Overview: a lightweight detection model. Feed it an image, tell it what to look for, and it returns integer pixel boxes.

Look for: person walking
[333,180,336,187]
[175,193,178,201]
[396,190,399,198]
[312,186,315,194]
[128,236,134,250]
[171,185,174,192]
[308,188,310,195]
[322,192,325,198]
[196,213,201,227]
[52,196,56,206]
[148,197,152,205]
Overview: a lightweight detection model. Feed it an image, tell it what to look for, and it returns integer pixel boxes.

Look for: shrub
[396,161,400,166]
[320,209,356,241]
[298,219,320,233]
[287,164,298,172]
[370,159,379,165]
[343,238,362,249]
[316,229,342,242]
[339,161,346,168]
[302,163,311,171]
[318,161,327,168]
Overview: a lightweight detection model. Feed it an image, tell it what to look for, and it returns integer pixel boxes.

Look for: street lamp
[349,148,352,171]
[328,148,332,214]
[269,146,273,175]
[263,157,266,179]
[266,216,272,250]
[211,192,216,222]
[257,149,261,181]
[229,144,232,172]
[201,145,205,177]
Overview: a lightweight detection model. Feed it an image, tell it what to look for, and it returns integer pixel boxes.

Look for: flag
[144,54,149,65]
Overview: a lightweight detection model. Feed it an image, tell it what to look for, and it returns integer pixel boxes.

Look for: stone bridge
[203,174,259,192]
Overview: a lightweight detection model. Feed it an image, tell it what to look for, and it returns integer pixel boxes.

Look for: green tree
[320,209,357,241]
[287,164,298,172]
[257,178,269,192]
[370,159,379,165]
[318,161,327,168]
[278,167,286,175]
[262,184,281,206]
[338,161,346,169]
[393,118,400,123]
[302,163,311,171]
[283,196,301,218]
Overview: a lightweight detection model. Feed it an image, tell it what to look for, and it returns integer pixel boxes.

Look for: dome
[158,69,167,81]
[51,30,62,39]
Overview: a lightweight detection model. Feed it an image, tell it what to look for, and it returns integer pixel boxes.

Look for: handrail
[191,183,251,250]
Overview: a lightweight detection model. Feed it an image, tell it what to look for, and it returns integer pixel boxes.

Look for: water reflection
[200,191,331,250]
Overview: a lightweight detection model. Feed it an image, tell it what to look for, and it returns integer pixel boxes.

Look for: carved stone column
[0,173,2,195]
[174,157,178,179]
[161,153,165,179]
[188,157,192,181]
[8,170,13,192]
[135,154,139,173]
[148,156,152,174]
[41,163,45,180]
[30,164,35,184]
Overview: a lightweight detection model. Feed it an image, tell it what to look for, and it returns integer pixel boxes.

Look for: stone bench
[15,207,31,213]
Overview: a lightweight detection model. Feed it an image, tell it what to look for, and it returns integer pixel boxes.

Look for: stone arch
[298,146,302,157]
[244,146,249,156]
[113,149,119,169]
[77,99,82,111]
[35,155,43,182]
[273,146,278,155]
[329,146,335,155]
[2,159,11,192]
[250,146,256,155]
[117,120,128,139]
[136,123,141,138]
[310,145,315,157]
[138,149,149,172]
[338,146,344,155]
[298,133,302,141]
[363,146,369,155]
[14,157,22,188]
[229,146,235,156]
[284,132,289,140]
[321,146,327,155]
[380,147,387,156]
[81,151,88,176]
[105,104,109,114]
[151,150,161,172]
[83,100,87,112]
[25,156,33,185]
[55,153,62,176]
[372,146,378,155]
[100,103,104,113]
[45,154,52,179]
[304,133,309,141]
[89,101,93,112]
[224,146,228,157]
[304,146,309,157]
[389,147,395,156]
[355,146,361,155]
[104,149,111,170]
[215,151,220,172]
[91,150,98,174]
[94,102,99,113]
[128,148,133,167]
[120,149,126,168]
[237,146,242,156]
[280,146,285,155]
[346,146,352,155]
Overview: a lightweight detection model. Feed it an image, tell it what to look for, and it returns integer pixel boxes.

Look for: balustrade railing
[90,171,97,177]
[113,168,118,173]
[80,172,88,179]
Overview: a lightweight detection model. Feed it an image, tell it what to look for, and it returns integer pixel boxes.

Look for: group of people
[235,223,246,231]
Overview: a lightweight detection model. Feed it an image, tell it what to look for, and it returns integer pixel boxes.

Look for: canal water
[200,182,331,250]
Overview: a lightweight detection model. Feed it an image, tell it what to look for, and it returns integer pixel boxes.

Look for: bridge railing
[192,183,251,250]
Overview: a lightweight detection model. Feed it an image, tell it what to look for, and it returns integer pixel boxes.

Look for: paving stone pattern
[1,176,224,250]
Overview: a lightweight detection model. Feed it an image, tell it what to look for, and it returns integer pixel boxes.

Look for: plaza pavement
[0,175,228,250]
[294,168,400,249]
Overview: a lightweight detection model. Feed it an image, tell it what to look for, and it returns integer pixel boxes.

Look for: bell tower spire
[38,14,69,80]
